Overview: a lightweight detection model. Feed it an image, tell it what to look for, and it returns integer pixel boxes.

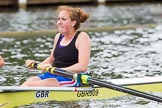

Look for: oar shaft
[89,78,162,102]
[30,63,162,102]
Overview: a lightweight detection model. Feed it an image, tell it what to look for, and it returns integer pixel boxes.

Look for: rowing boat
[1,76,162,108]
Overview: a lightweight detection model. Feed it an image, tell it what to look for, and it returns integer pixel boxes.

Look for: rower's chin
[58,28,65,33]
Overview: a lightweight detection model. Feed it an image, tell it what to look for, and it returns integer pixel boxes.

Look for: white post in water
[19,0,27,9]
[98,0,106,4]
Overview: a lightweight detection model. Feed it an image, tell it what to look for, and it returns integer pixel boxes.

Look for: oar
[30,63,162,102]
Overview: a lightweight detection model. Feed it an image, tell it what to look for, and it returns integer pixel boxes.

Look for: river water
[0,2,162,108]
[0,2,162,32]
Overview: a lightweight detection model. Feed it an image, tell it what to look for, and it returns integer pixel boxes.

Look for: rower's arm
[0,56,5,67]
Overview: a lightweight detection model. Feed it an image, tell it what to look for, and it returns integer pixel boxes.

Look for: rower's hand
[39,63,52,72]
[25,59,36,68]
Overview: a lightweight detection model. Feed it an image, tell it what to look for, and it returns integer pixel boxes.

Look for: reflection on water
[0,25,162,107]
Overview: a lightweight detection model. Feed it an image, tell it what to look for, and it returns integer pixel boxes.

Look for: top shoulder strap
[55,33,64,47]
[73,31,81,40]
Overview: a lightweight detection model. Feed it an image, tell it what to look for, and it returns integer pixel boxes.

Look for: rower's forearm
[0,62,4,67]
[61,63,88,73]
[41,57,53,64]
[0,56,5,67]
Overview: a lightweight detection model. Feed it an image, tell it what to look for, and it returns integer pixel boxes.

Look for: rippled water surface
[0,2,162,108]
[1,26,162,108]
[0,2,162,32]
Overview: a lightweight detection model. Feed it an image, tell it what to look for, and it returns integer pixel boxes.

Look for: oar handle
[30,63,90,85]
[30,63,55,74]
[30,63,72,78]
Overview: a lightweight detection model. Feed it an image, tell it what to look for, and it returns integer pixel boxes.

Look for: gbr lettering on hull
[35,91,49,98]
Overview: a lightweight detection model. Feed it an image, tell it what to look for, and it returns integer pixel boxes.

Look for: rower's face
[57,10,73,33]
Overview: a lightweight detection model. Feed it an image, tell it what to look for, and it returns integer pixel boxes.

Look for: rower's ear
[71,20,76,27]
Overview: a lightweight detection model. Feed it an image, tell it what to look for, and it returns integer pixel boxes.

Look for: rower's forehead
[58,10,70,18]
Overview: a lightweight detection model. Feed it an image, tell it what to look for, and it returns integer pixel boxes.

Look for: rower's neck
[64,31,77,40]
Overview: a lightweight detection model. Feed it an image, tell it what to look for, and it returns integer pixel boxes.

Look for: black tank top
[53,31,81,68]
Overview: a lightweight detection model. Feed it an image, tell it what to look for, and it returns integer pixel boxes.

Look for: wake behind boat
[1,76,162,108]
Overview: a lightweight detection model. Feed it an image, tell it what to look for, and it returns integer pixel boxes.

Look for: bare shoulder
[76,31,91,48]
[78,31,91,41]
[54,33,60,40]
[53,33,61,47]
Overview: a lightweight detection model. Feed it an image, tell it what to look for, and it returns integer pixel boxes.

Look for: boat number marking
[35,91,49,98]
[77,89,99,97]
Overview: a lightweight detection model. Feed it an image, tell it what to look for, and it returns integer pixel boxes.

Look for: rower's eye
[62,18,66,21]
[57,17,66,21]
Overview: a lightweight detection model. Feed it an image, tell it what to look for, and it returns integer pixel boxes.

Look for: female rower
[22,6,91,87]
